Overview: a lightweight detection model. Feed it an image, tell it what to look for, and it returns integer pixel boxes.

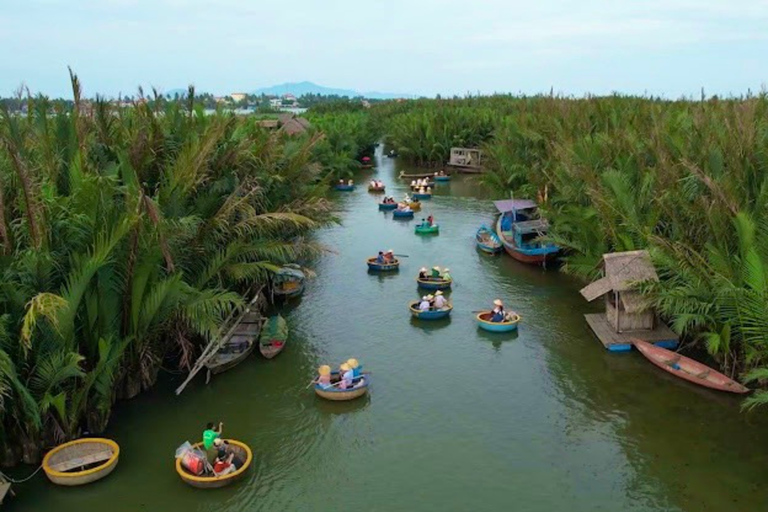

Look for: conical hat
[347,358,359,369]
[318,365,331,376]
[340,363,351,371]
[435,290,443,296]
[493,299,503,306]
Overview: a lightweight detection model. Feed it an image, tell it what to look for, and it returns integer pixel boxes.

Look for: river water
[10,149,768,512]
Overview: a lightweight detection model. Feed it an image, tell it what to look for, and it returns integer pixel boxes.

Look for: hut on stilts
[579,250,678,352]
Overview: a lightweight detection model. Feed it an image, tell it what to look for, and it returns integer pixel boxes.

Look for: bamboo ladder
[175,287,264,395]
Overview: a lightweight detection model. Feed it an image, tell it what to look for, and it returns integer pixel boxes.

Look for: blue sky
[2,0,767,98]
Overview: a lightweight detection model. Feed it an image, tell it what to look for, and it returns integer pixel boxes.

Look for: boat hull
[409,301,453,320]
[259,315,287,360]
[495,215,558,265]
[476,312,520,332]
[475,226,502,254]
[632,339,750,394]
[367,257,400,271]
[176,440,253,488]
[334,185,355,191]
[434,176,451,182]
[393,210,414,219]
[42,438,120,486]
[415,225,439,235]
[416,277,452,290]
[315,374,369,401]
[273,281,305,298]
[412,193,432,200]
[378,202,397,210]
[368,186,385,193]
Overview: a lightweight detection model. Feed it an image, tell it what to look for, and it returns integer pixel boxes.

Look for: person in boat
[418,295,431,311]
[213,448,237,476]
[404,193,411,203]
[419,218,427,227]
[317,365,332,388]
[213,438,244,471]
[418,187,426,194]
[410,180,416,188]
[384,249,395,263]
[339,363,355,389]
[203,421,223,451]
[426,294,435,308]
[439,170,445,176]
[433,290,448,309]
[370,180,376,188]
[376,251,385,263]
[347,358,362,379]
[442,268,451,281]
[348,179,354,186]
[430,266,441,278]
[418,267,428,279]
[427,215,434,226]
[491,299,505,322]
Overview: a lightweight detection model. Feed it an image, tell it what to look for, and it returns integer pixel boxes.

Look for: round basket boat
[410,182,433,190]
[334,184,355,191]
[368,185,386,193]
[434,175,451,182]
[476,311,521,332]
[393,209,414,219]
[176,439,253,489]
[412,193,432,200]
[42,438,120,486]
[415,224,439,235]
[409,201,422,211]
[315,373,370,401]
[367,257,400,271]
[416,276,452,290]
[408,300,453,320]
[378,202,397,210]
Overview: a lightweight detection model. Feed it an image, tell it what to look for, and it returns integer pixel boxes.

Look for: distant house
[230,92,247,102]
[256,113,311,135]
[282,93,296,102]
[269,98,282,109]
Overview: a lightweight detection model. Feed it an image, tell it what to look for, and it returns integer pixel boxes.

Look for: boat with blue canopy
[494,199,559,265]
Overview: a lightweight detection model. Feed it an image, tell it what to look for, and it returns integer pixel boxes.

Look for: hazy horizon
[3,0,767,99]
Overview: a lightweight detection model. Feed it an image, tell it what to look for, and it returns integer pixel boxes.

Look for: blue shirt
[377,254,384,263]
[491,311,505,322]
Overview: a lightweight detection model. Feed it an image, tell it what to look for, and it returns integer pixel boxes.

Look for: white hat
[387,249,393,253]
[493,299,503,306]
[421,296,428,300]
[426,294,434,300]
[420,267,427,272]
[435,290,443,296]
[432,266,439,270]
[443,268,450,271]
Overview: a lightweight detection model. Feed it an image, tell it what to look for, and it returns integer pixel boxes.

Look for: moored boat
[273,264,305,298]
[416,276,452,290]
[315,372,370,401]
[367,256,400,271]
[393,209,414,219]
[412,192,432,200]
[42,438,120,486]
[434,174,451,182]
[494,199,559,265]
[476,311,520,332]
[176,439,253,489]
[475,225,502,254]
[632,339,750,394]
[205,310,261,374]
[334,184,355,191]
[378,202,397,210]
[408,300,453,320]
[399,170,438,179]
[259,314,288,359]
[414,223,439,235]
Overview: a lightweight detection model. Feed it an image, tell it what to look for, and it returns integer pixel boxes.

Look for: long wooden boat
[259,315,287,359]
[495,201,559,265]
[408,300,453,320]
[475,225,502,254]
[632,339,750,394]
[412,192,432,200]
[367,256,400,271]
[315,372,369,401]
[42,438,120,486]
[334,184,355,191]
[273,264,305,298]
[378,202,397,210]
[414,224,439,235]
[416,276,452,290]
[476,311,520,332]
[176,439,253,489]
[368,185,385,193]
[399,170,439,179]
[393,209,414,219]
[206,311,261,374]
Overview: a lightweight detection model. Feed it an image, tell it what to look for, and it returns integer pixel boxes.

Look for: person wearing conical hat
[384,249,395,263]
[317,365,332,388]
[491,299,505,322]
[418,267,428,280]
[433,290,448,309]
[347,358,362,378]
[340,363,354,389]
[418,295,431,311]
[426,294,435,308]
[442,268,451,281]
[431,266,441,278]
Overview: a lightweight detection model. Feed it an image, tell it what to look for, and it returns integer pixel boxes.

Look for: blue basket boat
[378,202,398,211]
[476,311,520,332]
[335,184,355,191]
[393,209,415,219]
[367,257,400,271]
[416,276,452,290]
[409,301,453,320]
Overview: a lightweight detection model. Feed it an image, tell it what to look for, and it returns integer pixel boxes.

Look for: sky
[2,0,767,98]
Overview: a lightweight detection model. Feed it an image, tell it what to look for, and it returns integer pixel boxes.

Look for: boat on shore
[176,440,253,488]
[415,223,439,235]
[367,257,400,271]
[259,315,288,359]
[494,199,559,265]
[475,225,502,254]
[206,310,262,374]
[42,438,120,486]
[273,264,305,299]
[408,300,453,320]
[632,339,750,394]
[315,372,370,401]
[416,276,452,290]
[476,311,520,332]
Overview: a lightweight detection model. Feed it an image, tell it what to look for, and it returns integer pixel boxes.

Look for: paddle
[394,254,409,258]
[307,372,371,389]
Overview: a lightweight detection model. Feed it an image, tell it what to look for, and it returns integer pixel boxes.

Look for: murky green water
[9,150,768,512]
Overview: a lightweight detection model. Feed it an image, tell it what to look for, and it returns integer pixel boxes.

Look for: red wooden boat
[632,339,749,394]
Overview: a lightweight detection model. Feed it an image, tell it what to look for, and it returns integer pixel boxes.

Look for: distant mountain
[252,81,411,99]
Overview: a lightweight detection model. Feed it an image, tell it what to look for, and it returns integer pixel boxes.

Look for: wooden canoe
[315,372,369,401]
[176,439,252,489]
[42,438,120,486]
[408,300,453,320]
[632,339,750,394]
[367,257,400,271]
[399,170,439,179]
[476,311,520,332]
[259,315,288,359]
[206,311,261,374]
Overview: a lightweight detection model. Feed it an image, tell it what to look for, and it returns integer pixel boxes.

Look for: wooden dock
[584,313,678,352]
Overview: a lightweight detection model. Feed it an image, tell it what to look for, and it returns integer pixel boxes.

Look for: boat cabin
[495,199,558,255]
[579,250,678,352]
[447,147,483,169]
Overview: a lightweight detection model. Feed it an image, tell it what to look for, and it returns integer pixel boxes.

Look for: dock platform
[584,313,679,352]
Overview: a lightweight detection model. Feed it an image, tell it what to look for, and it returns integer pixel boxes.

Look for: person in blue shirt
[491,299,506,322]
[347,358,362,379]
[376,251,385,263]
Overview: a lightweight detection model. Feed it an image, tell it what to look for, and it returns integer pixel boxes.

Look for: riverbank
[8,148,768,512]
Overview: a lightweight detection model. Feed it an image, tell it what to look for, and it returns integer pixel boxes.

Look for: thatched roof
[580,250,658,303]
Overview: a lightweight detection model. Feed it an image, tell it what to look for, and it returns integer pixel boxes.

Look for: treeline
[0,73,336,465]
[371,93,768,408]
